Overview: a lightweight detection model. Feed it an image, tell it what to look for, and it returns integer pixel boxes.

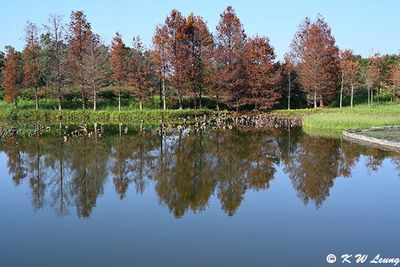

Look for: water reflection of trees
[2,127,399,218]
[111,128,158,199]
[284,136,348,207]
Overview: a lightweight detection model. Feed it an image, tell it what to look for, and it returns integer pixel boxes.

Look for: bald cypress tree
[2,47,20,108]
[109,32,128,111]
[214,6,247,110]
[291,16,340,108]
[67,11,93,109]
[23,21,42,110]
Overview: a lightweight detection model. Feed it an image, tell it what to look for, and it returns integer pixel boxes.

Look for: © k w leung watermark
[326,254,400,265]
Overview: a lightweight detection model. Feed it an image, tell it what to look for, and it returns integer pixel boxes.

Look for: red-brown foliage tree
[129,36,152,110]
[68,10,93,109]
[340,49,360,108]
[2,47,20,107]
[214,6,247,110]
[109,32,128,111]
[291,16,340,108]
[152,26,169,110]
[179,14,214,108]
[23,21,42,110]
[339,50,347,108]
[163,9,186,109]
[388,62,400,101]
[82,33,107,110]
[366,54,384,105]
[242,36,280,110]
[44,14,67,110]
[282,53,299,110]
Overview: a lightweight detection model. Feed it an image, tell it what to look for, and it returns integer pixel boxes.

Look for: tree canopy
[1,8,400,111]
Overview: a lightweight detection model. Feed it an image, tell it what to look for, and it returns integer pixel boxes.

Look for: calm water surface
[1,126,400,267]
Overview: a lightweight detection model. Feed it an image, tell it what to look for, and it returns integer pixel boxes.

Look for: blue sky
[1,0,399,59]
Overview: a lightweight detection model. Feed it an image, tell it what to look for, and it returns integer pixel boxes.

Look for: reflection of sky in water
[0,129,399,267]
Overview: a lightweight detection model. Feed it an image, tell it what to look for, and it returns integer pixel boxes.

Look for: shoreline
[1,103,400,135]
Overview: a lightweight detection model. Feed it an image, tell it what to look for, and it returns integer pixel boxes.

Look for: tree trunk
[118,90,121,112]
[57,71,62,110]
[216,95,220,111]
[178,94,183,110]
[93,88,97,111]
[139,101,143,110]
[199,86,202,109]
[288,72,291,110]
[35,87,39,111]
[313,91,317,108]
[378,81,381,95]
[371,86,374,105]
[340,71,344,108]
[58,89,62,111]
[81,87,86,109]
[392,86,395,102]
[162,78,166,110]
[367,84,371,106]
[159,80,163,109]
[350,83,354,108]
[319,94,324,108]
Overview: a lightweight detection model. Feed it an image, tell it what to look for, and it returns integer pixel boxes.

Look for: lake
[1,125,399,266]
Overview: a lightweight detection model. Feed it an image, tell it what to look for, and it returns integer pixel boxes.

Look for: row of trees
[1,7,400,111]
[288,16,400,108]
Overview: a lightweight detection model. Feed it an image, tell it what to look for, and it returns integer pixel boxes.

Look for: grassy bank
[1,109,215,125]
[3,98,400,133]
[275,103,400,132]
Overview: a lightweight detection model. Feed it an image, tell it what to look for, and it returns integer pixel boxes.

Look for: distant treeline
[0,6,399,111]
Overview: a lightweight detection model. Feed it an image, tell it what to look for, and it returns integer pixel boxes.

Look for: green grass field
[275,103,400,132]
